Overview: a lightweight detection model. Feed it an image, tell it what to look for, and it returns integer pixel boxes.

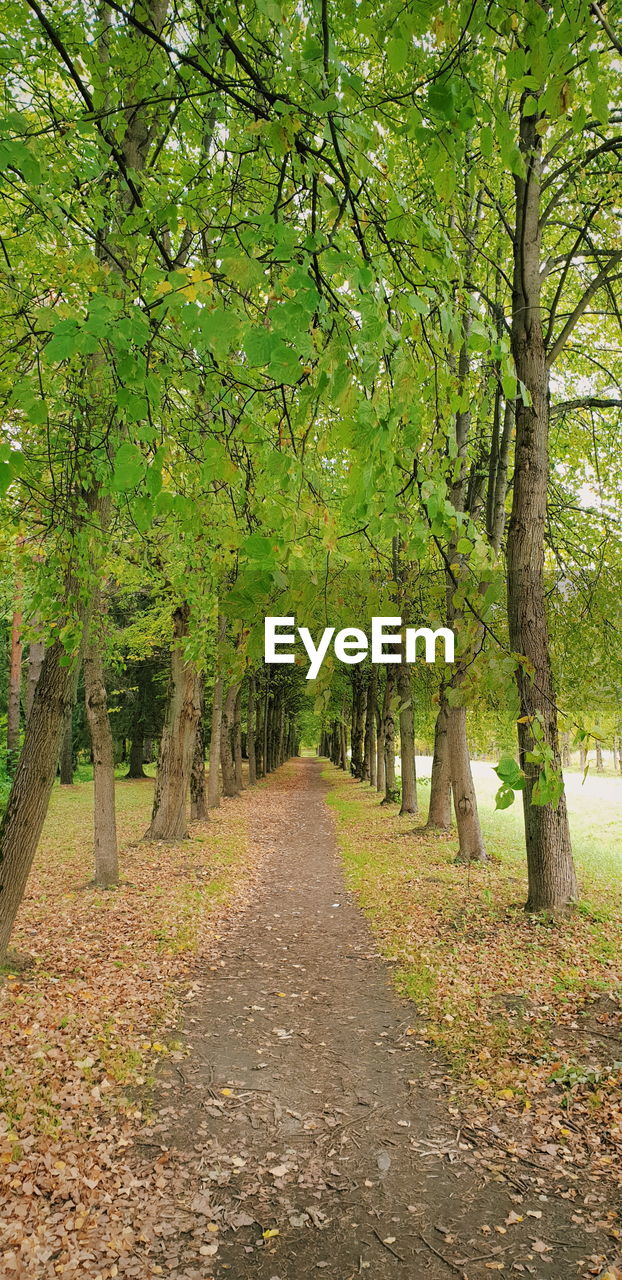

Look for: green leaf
[494,756,525,789]
[495,784,516,811]
[387,37,409,72]
[111,442,144,492]
[244,327,272,366]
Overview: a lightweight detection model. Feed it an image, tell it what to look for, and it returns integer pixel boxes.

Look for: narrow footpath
[137,759,614,1279]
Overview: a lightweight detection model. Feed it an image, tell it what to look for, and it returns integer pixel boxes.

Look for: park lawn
[0,775,259,1274]
[326,763,622,1188]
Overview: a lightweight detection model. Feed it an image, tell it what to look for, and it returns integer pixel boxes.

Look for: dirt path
[137,760,614,1279]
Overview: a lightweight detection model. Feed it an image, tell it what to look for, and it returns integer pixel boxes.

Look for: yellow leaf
[262,1228,279,1239]
[220,1088,233,1096]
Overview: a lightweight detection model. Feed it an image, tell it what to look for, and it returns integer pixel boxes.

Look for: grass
[325,761,622,1180]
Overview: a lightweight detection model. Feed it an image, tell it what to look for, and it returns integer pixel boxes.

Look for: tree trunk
[595,736,604,773]
[145,603,201,841]
[59,713,74,785]
[233,684,244,790]
[381,667,396,802]
[84,624,119,886]
[365,668,377,787]
[220,684,239,796]
[397,661,417,815]
[375,700,385,794]
[561,732,571,769]
[247,673,257,785]
[127,735,146,779]
[25,636,45,722]
[448,705,486,862]
[263,686,271,772]
[0,633,85,960]
[339,720,348,771]
[190,677,208,820]
[207,615,226,808]
[350,670,367,779]
[6,606,22,774]
[426,695,452,829]
[506,94,577,912]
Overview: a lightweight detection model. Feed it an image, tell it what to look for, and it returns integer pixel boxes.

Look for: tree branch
[550,396,622,419]
[591,1,622,55]
[546,251,622,365]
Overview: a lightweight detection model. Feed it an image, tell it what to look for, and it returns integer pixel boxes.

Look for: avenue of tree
[1,0,622,960]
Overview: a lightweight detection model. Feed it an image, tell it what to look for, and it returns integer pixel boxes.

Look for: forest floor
[0,759,620,1279]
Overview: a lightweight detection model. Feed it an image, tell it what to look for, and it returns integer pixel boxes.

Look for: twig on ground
[418,1231,469,1277]
[371,1227,405,1262]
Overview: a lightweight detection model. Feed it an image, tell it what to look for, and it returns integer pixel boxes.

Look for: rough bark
[145,603,201,841]
[0,633,85,960]
[375,700,385,794]
[7,606,22,773]
[233,684,244,791]
[340,720,348,771]
[397,661,418,815]
[350,670,367,779]
[220,684,239,796]
[426,695,452,829]
[448,705,486,862]
[126,736,146,779]
[381,667,396,803]
[365,668,377,787]
[207,615,226,808]
[190,677,208,820]
[506,91,577,911]
[247,673,257,785]
[25,636,45,723]
[84,624,119,886]
[59,713,75,785]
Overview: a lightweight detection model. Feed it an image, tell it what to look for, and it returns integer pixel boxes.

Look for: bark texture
[59,714,75,786]
[247,674,257,785]
[145,603,201,841]
[397,661,418,815]
[7,607,22,772]
[84,626,119,886]
[381,667,397,802]
[426,696,452,829]
[190,677,208,820]
[220,685,239,797]
[448,705,486,862]
[25,637,45,722]
[507,93,577,911]
[207,616,226,807]
[0,637,83,959]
